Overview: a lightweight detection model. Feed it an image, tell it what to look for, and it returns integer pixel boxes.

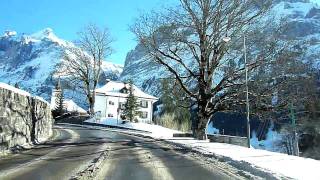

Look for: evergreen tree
[53,78,65,117]
[54,89,65,116]
[122,80,139,122]
[14,83,19,88]
[160,79,175,113]
[158,78,191,132]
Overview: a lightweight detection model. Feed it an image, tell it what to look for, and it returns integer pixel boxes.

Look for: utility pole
[223,34,250,147]
[290,102,299,156]
[244,35,251,148]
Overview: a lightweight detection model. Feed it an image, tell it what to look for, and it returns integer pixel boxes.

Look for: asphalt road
[0,125,237,180]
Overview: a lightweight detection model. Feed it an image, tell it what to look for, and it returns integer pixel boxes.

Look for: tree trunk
[89,90,96,115]
[195,103,209,140]
[194,84,211,140]
[89,97,94,115]
[195,126,206,140]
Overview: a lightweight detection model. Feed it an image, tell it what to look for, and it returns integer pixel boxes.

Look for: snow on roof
[64,99,87,113]
[0,82,49,104]
[50,98,87,113]
[96,81,158,100]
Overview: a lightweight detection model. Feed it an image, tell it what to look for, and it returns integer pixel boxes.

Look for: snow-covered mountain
[0,28,123,106]
[120,0,320,96]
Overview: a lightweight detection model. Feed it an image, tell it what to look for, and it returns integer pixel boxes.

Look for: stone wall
[0,85,53,154]
[208,134,248,147]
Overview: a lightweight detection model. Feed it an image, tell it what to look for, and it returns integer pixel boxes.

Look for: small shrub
[156,113,191,132]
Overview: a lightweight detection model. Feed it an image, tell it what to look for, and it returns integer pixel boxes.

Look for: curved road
[0,124,238,180]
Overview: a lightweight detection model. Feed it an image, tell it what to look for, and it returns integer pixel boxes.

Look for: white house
[94,80,158,123]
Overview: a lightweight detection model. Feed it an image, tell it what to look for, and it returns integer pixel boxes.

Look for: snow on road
[86,118,320,180]
[86,118,181,139]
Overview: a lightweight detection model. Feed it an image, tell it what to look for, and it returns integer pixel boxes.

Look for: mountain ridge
[119,0,320,96]
[0,28,123,108]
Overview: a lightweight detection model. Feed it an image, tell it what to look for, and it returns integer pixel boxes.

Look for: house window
[120,87,129,94]
[140,100,148,108]
[108,113,114,117]
[140,111,148,119]
[119,102,125,110]
[109,101,114,105]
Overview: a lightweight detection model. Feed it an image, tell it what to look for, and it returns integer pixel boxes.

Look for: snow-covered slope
[0,28,123,107]
[101,61,123,80]
[120,0,320,96]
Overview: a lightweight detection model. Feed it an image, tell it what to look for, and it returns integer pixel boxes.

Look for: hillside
[120,0,320,96]
[0,28,123,107]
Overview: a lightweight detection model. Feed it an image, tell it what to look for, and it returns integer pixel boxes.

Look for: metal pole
[244,34,251,148]
[117,95,120,125]
[290,102,299,156]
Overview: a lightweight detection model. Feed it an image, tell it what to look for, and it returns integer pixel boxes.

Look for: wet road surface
[0,124,237,180]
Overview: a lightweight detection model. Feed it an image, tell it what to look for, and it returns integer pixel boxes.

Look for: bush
[156,113,191,132]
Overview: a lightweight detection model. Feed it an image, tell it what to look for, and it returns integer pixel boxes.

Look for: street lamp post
[243,35,251,148]
[223,34,251,148]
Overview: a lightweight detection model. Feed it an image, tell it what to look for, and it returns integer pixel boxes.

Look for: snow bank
[85,117,320,179]
[0,82,31,96]
[168,139,320,180]
[0,82,49,104]
[86,118,181,138]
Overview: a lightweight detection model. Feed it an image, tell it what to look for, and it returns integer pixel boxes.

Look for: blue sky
[1,0,319,65]
[0,0,174,65]
[312,0,320,4]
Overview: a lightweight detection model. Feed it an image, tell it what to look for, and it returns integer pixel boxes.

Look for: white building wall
[105,96,126,120]
[95,95,155,124]
[94,95,107,117]
[136,98,153,124]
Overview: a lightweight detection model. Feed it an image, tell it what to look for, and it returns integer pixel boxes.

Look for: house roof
[96,81,158,100]
[50,98,87,114]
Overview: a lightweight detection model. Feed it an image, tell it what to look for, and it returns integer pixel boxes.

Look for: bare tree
[130,0,297,139]
[62,24,113,115]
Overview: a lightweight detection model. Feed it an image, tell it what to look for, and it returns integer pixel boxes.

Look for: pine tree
[122,80,139,122]
[54,89,65,116]
[14,83,19,89]
[53,78,65,116]
[160,79,175,113]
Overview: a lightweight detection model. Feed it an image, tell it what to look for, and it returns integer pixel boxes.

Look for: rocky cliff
[120,0,320,96]
[0,28,123,108]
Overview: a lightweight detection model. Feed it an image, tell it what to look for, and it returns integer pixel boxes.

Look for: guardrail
[207,134,248,147]
[173,133,193,137]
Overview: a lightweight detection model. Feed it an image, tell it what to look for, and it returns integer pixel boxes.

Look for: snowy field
[86,118,320,180]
